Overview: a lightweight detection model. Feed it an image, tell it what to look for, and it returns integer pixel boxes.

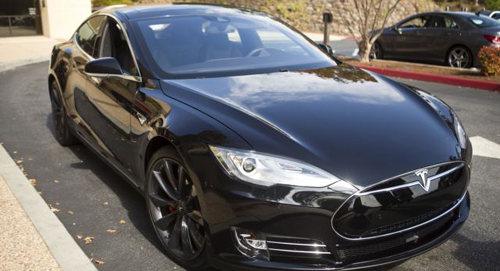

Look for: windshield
[468,15,500,28]
[132,14,337,78]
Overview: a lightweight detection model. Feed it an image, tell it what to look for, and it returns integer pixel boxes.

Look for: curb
[0,56,50,73]
[356,65,500,92]
[0,145,98,271]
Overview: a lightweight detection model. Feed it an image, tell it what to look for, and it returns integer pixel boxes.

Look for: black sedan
[48,4,472,271]
[372,11,500,68]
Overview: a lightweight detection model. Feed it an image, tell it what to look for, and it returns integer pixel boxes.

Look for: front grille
[266,236,333,264]
[335,207,458,264]
[332,162,467,240]
[362,205,447,237]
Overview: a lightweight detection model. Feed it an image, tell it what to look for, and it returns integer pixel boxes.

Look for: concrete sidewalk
[0,36,63,72]
[0,144,97,271]
[0,175,60,271]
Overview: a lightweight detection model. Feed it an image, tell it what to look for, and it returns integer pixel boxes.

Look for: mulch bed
[341,58,500,83]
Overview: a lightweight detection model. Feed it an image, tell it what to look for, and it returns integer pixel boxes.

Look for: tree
[333,0,402,63]
[485,0,500,10]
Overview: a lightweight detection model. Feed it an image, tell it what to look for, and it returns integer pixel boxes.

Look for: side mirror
[85,57,123,76]
[84,57,141,83]
[394,26,402,35]
[317,43,335,55]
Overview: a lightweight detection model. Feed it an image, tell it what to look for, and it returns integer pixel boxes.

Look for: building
[0,0,91,40]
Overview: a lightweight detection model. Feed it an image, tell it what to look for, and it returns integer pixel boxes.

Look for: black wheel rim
[49,84,65,137]
[448,48,470,68]
[370,43,381,59]
[147,158,205,260]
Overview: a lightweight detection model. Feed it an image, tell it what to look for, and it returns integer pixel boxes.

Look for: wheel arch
[144,136,176,178]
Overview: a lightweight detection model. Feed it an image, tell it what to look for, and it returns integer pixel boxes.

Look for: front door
[82,17,141,183]
[392,15,432,61]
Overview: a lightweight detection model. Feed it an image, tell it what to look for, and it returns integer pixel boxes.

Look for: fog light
[231,227,269,260]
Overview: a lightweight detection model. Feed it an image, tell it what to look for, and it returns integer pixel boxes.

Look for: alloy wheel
[49,83,66,138]
[147,158,206,261]
[370,43,382,60]
[448,48,470,68]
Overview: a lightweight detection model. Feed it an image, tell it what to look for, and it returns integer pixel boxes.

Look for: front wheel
[370,42,383,60]
[447,46,472,68]
[49,80,79,146]
[145,147,209,270]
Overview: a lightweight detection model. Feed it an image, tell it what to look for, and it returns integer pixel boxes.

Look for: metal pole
[8,16,12,36]
[323,13,333,45]
[323,21,330,45]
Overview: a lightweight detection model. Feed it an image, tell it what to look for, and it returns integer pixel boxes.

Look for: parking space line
[470,136,500,160]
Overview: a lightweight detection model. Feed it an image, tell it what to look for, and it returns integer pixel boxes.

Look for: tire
[145,146,209,271]
[49,80,79,146]
[447,46,472,69]
[370,42,383,60]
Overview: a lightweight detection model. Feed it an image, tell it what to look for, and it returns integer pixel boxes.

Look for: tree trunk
[358,39,373,63]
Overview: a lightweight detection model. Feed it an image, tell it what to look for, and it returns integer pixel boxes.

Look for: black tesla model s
[48,4,472,271]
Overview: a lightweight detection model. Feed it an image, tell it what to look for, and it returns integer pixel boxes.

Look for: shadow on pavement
[46,113,220,271]
[451,233,500,270]
[46,113,167,255]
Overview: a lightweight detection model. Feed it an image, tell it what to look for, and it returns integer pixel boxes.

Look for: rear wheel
[49,80,79,146]
[447,46,472,68]
[145,147,209,270]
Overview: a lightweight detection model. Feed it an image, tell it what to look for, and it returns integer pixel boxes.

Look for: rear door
[392,15,432,60]
[81,16,142,184]
[424,15,461,63]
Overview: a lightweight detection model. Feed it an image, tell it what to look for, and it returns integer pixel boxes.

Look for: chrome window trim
[73,13,143,82]
[331,161,467,241]
[84,72,142,83]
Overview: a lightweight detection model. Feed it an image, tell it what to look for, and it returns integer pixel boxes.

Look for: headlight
[209,146,341,187]
[454,114,467,149]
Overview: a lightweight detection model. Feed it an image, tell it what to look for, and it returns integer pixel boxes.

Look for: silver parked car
[481,10,500,21]
[372,12,500,68]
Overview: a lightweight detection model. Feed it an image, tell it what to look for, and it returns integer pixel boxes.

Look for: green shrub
[92,0,133,7]
[478,46,500,76]
[485,0,500,10]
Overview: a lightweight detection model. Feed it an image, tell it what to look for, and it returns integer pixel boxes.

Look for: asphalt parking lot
[0,62,499,271]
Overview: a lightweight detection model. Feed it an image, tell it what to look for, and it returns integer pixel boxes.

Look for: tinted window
[430,16,459,28]
[399,16,432,29]
[133,15,336,78]
[492,13,500,21]
[99,18,137,75]
[76,16,104,56]
[468,15,500,28]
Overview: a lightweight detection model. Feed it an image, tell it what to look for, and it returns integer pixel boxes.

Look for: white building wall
[40,0,92,40]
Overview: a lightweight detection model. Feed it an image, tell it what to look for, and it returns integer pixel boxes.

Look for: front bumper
[188,146,471,271]
[208,192,469,271]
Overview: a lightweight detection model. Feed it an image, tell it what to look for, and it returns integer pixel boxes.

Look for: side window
[399,16,432,29]
[98,18,137,76]
[492,13,500,21]
[430,16,459,29]
[76,16,104,56]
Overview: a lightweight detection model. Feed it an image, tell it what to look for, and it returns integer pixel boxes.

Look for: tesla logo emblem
[415,169,430,192]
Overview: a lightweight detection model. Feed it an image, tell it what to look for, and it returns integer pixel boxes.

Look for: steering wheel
[246,48,270,57]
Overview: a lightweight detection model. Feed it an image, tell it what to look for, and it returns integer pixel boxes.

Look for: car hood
[160,65,462,188]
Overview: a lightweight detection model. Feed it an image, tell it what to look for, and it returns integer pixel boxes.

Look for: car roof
[94,4,272,21]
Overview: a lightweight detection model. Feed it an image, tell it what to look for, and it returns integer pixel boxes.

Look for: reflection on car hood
[161,65,462,188]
